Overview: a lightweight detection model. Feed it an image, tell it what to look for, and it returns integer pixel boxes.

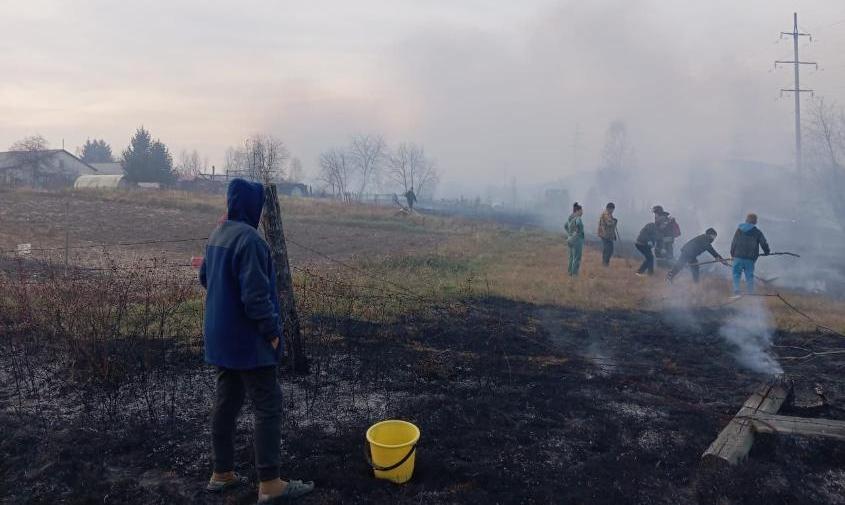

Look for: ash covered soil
[3,296,845,505]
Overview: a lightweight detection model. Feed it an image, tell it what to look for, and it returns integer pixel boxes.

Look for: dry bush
[0,254,203,427]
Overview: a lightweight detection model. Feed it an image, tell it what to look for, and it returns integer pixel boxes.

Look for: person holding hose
[730,212,770,297]
[200,178,314,503]
[565,202,585,276]
[597,202,618,267]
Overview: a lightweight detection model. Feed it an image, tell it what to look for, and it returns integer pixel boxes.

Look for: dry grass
[5,188,844,336]
[393,226,845,335]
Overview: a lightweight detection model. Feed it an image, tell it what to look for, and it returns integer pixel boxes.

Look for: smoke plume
[719,297,783,375]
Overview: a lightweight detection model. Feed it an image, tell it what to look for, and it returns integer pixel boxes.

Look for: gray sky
[2,0,844,194]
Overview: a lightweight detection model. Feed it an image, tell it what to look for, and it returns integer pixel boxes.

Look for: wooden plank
[750,413,845,441]
[701,379,792,465]
[261,183,308,374]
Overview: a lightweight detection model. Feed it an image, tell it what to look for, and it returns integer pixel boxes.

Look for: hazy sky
[2,0,844,194]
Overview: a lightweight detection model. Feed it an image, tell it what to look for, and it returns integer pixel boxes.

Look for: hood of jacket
[738,222,756,234]
[227,179,265,229]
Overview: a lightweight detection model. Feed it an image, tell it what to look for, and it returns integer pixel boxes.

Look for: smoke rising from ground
[719,298,783,375]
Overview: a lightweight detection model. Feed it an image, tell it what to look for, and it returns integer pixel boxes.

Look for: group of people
[565,202,772,297]
[200,179,775,503]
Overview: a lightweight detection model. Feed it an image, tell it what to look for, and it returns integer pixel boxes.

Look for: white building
[0,149,98,189]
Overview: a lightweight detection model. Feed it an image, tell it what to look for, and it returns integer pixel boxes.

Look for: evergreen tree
[121,127,175,184]
[80,139,113,163]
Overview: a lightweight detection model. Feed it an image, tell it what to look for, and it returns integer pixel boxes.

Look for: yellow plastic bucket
[365,420,420,484]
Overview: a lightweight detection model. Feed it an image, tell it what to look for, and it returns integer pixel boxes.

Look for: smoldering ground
[718,297,784,375]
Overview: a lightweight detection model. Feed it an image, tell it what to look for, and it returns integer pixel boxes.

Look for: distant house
[278,181,309,197]
[74,174,133,190]
[88,162,124,175]
[0,149,98,189]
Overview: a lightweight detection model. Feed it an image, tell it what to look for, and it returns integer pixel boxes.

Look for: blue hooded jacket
[200,179,282,369]
[730,222,770,261]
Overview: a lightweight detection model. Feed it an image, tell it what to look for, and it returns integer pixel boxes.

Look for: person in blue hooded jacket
[200,179,314,503]
[730,212,771,296]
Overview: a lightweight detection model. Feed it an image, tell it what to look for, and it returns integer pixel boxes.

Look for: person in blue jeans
[729,213,770,296]
[200,179,314,503]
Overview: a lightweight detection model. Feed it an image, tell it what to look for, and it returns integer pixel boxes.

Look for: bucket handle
[364,442,417,472]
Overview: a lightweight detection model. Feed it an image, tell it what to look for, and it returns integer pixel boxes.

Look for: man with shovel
[200,178,314,503]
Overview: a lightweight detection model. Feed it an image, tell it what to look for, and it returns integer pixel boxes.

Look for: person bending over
[666,228,726,283]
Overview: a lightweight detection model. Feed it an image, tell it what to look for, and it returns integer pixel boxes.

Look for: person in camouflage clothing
[565,202,585,276]
[597,202,618,266]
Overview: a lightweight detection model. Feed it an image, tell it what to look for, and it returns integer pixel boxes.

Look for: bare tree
[6,134,52,186]
[10,134,49,152]
[318,148,353,202]
[348,134,386,198]
[288,157,305,183]
[223,146,248,180]
[805,98,845,227]
[244,134,289,184]
[176,149,207,179]
[386,142,439,199]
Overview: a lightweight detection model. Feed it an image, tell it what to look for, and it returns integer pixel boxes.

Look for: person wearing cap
[666,228,726,283]
[597,202,618,267]
[565,202,585,276]
[653,206,680,263]
[730,213,770,296]
[200,179,315,503]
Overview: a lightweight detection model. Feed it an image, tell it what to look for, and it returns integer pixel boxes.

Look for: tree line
[7,129,441,199]
[318,134,439,201]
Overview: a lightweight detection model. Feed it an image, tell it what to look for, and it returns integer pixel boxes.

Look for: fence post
[261,183,308,374]
[64,200,70,275]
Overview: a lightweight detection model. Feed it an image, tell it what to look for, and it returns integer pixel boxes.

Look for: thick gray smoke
[719,297,783,375]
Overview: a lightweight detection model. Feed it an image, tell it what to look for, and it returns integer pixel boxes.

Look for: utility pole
[571,123,582,172]
[775,12,816,172]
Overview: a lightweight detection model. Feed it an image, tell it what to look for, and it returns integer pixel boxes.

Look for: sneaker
[728,294,742,301]
[206,473,248,493]
[635,272,645,277]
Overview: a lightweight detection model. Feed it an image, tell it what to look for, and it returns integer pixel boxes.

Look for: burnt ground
[3,295,845,504]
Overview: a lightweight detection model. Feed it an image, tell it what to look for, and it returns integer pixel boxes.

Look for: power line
[775,12,817,172]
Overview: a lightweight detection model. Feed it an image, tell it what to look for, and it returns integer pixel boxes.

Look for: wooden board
[701,379,792,465]
[750,413,845,441]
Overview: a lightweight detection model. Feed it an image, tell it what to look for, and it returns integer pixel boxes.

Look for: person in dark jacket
[666,228,725,283]
[730,213,770,295]
[634,222,658,276]
[404,187,417,211]
[200,179,314,502]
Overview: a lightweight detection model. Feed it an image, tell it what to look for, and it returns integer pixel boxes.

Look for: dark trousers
[212,366,282,481]
[635,243,654,274]
[667,254,700,282]
[601,238,614,266]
